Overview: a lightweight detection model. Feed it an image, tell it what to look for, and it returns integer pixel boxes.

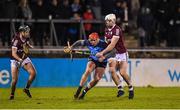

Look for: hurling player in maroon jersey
[96,14,134,99]
[9,25,36,100]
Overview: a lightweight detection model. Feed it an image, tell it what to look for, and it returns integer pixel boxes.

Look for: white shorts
[108,52,129,62]
[11,57,32,68]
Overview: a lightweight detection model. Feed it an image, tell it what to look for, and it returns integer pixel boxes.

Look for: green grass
[0,87,180,109]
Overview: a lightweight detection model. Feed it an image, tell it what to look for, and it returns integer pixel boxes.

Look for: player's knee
[108,58,115,64]
[33,72,36,78]
[85,70,91,75]
[120,70,127,75]
[83,72,89,77]
[29,70,36,78]
[109,68,116,74]
[95,76,101,81]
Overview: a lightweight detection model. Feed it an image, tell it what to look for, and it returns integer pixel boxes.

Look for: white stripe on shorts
[11,57,32,68]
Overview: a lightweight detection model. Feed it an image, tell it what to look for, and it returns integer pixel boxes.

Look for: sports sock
[25,80,32,89]
[83,86,90,94]
[10,85,16,95]
[84,87,90,92]
[77,86,83,92]
[118,85,123,91]
[129,85,134,91]
[75,86,82,95]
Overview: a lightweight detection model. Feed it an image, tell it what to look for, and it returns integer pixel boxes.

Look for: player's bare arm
[98,48,116,62]
[96,36,119,57]
[27,41,34,49]
[12,47,22,62]
[71,40,84,48]
[64,40,84,53]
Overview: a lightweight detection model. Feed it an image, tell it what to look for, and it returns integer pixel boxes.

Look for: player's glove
[17,59,23,67]
[64,46,72,53]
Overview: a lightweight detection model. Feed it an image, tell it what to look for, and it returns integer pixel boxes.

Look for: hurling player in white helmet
[96,13,134,99]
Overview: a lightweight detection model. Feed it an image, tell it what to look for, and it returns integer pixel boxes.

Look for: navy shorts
[88,58,107,68]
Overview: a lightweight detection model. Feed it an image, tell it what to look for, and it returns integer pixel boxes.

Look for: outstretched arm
[70,40,85,49]
[64,40,85,53]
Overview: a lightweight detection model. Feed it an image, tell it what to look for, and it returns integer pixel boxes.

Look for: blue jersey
[83,40,107,62]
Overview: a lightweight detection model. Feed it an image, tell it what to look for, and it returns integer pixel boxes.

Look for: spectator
[0,0,17,46]
[100,0,115,18]
[113,0,129,32]
[131,0,140,28]
[59,0,72,19]
[71,0,83,16]
[85,0,101,20]
[58,0,72,45]
[138,27,146,47]
[48,0,62,45]
[83,6,95,36]
[155,0,171,46]
[137,4,156,46]
[113,0,124,26]
[167,2,180,47]
[67,13,81,44]
[32,0,49,47]
[48,0,61,19]
[17,0,32,20]
[17,0,33,35]
[121,1,129,32]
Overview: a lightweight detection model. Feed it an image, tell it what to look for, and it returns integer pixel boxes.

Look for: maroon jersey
[11,33,29,60]
[104,25,127,54]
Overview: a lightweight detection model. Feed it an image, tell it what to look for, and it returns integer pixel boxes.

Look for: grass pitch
[0,87,180,109]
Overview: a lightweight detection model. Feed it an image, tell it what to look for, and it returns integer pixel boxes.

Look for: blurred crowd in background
[0,0,179,48]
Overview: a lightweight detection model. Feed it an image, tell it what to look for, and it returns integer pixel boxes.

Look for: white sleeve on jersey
[12,40,18,47]
[113,35,120,38]
[113,29,120,38]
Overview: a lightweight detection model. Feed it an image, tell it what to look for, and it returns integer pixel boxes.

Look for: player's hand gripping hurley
[64,40,91,61]
[18,44,29,68]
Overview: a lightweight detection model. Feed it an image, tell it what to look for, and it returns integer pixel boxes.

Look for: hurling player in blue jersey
[65,32,112,99]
